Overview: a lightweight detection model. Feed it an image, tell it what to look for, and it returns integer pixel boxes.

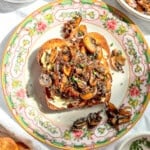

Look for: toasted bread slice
[37,41,112,111]
[37,17,112,111]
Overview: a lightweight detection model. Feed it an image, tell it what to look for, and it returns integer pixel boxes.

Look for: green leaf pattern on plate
[1,0,150,149]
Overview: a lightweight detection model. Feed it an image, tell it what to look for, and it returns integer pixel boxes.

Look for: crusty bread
[37,38,67,62]
[37,16,112,111]
[37,38,68,72]
[45,96,65,111]
[45,90,112,111]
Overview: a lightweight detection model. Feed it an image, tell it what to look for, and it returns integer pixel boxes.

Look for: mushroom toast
[37,15,113,111]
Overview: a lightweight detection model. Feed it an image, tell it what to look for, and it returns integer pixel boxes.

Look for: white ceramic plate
[117,0,150,21]
[1,0,150,149]
[119,133,150,150]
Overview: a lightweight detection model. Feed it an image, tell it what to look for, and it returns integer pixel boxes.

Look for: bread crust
[37,38,67,65]
[45,89,111,111]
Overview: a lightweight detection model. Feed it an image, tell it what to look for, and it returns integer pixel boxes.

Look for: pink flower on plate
[73,130,84,139]
[37,21,47,32]
[16,89,26,99]
[129,86,140,97]
[106,19,117,30]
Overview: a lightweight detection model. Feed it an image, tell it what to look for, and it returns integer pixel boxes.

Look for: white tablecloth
[0,0,150,149]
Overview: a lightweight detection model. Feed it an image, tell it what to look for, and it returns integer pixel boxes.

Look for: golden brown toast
[37,16,112,111]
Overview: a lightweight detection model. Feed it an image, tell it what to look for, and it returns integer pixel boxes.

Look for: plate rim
[1,0,150,149]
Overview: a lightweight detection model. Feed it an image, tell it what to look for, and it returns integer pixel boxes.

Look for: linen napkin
[0,107,50,150]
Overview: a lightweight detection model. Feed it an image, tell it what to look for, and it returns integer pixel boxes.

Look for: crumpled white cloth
[0,0,150,150]
[0,108,49,150]
[3,0,35,3]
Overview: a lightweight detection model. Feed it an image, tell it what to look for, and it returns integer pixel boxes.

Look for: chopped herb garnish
[78,31,84,37]
[93,71,98,76]
[71,76,79,82]
[130,137,150,150]
[110,43,114,47]
[78,63,84,68]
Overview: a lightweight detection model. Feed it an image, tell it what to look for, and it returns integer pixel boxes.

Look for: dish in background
[117,0,150,21]
[118,133,150,150]
[0,137,30,150]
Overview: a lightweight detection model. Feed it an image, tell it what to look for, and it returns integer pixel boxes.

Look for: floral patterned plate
[1,0,150,149]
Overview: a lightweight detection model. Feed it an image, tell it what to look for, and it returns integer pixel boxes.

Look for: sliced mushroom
[118,117,131,125]
[106,102,118,113]
[83,32,110,56]
[70,24,87,38]
[60,75,68,92]
[64,86,79,98]
[100,58,109,73]
[89,72,97,86]
[77,25,87,37]
[108,116,118,126]
[96,47,103,60]
[110,49,126,72]
[105,73,112,91]
[63,65,72,76]
[76,79,87,90]
[71,111,103,131]
[119,106,132,117]
[73,15,82,27]
[106,103,132,129]
[110,56,125,71]
[61,47,71,62]
[62,15,82,39]
[71,117,87,131]
[87,112,102,128]
[49,48,58,63]
[39,73,52,87]
[80,45,87,54]
[52,73,60,87]
[80,87,97,100]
